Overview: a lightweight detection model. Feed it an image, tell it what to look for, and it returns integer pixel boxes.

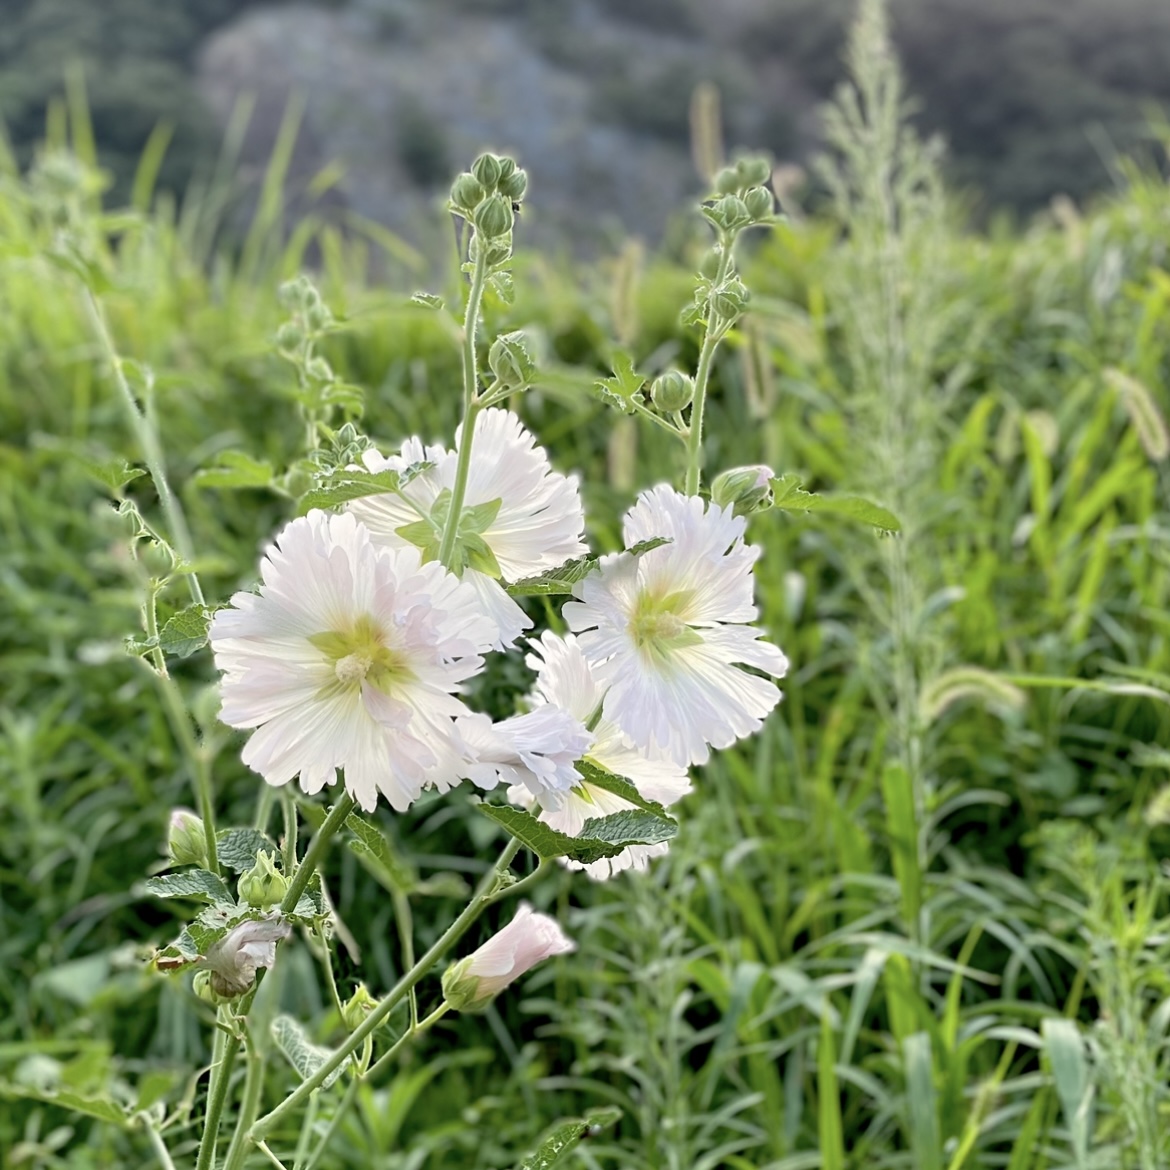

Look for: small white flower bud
[441,903,574,1012]
[167,808,207,867]
[712,465,774,516]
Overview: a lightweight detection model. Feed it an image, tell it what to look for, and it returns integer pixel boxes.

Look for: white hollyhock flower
[441,902,574,1011]
[456,704,592,810]
[210,510,496,813]
[563,485,788,766]
[347,408,588,649]
[199,915,292,998]
[508,631,691,879]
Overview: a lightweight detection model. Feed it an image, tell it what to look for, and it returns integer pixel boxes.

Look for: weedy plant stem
[251,835,525,1142]
[279,794,356,915]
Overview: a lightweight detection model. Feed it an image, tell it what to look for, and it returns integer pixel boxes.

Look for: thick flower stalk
[209,510,496,812]
[509,631,691,879]
[564,485,789,766]
[348,408,588,649]
[441,902,575,1011]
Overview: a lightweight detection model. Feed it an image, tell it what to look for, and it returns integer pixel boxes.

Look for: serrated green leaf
[271,1015,346,1089]
[0,1082,131,1128]
[216,828,278,873]
[593,350,645,414]
[506,538,669,597]
[346,813,416,893]
[290,872,327,921]
[410,291,445,310]
[477,804,677,864]
[192,451,275,490]
[514,1107,621,1170]
[770,474,901,532]
[157,604,213,658]
[575,760,668,816]
[297,467,404,514]
[143,869,233,904]
[77,455,146,493]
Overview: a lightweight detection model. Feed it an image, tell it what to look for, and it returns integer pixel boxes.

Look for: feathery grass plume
[919,666,1027,725]
[1104,367,1170,462]
[689,81,723,185]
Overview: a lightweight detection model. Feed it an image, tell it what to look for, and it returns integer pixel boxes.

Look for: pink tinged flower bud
[168,808,207,867]
[199,915,292,999]
[441,903,574,1012]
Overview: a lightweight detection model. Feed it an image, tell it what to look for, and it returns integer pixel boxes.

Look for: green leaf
[506,537,668,597]
[0,1082,131,1128]
[143,869,233,904]
[593,351,645,414]
[297,467,406,514]
[77,455,146,493]
[514,1107,621,1170]
[477,804,677,865]
[216,828,278,873]
[346,812,417,894]
[271,1015,346,1090]
[575,760,668,816]
[192,451,275,490]
[157,604,213,658]
[290,871,327,921]
[410,292,445,310]
[770,474,901,532]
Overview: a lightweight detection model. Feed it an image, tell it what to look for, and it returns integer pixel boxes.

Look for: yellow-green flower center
[628,588,702,666]
[309,615,412,694]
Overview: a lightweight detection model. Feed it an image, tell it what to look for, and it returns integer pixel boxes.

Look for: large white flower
[210,510,496,813]
[347,408,588,650]
[457,704,592,810]
[508,631,691,879]
[563,485,788,767]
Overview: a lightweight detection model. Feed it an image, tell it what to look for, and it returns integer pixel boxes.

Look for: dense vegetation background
[4,2,1170,1168]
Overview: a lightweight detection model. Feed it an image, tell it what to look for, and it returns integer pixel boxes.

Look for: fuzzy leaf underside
[346,812,417,894]
[216,828,279,873]
[271,1015,346,1089]
[514,1107,622,1170]
[143,868,232,904]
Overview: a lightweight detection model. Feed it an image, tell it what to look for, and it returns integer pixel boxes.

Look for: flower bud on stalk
[472,152,502,192]
[712,465,774,516]
[441,903,574,1012]
[474,194,513,239]
[488,331,536,389]
[167,808,207,867]
[341,983,377,1031]
[744,186,773,221]
[650,370,695,413]
[238,851,289,909]
[712,278,750,321]
[450,173,486,215]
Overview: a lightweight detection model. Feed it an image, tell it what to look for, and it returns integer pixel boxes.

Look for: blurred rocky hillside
[4,0,1170,245]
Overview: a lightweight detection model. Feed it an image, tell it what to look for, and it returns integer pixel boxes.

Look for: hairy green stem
[252,836,524,1141]
[195,1010,244,1170]
[222,1043,265,1170]
[83,287,204,606]
[684,241,736,496]
[437,247,490,569]
[280,794,355,916]
[145,1126,178,1170]
[366,1002,450,1082]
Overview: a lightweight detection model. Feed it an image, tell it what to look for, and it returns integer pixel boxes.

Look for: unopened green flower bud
[275,322,303,352]
[168,808,207,867]
[450,172,485,214]
[713,166,741,196]
[193,969,230,1005]
[650,370,695,413]
[497,156,516,181]
[744,186,773,221]
[500,168,527,202]
[474,194,513,239]
[306,356,333,383]
[341,982,377,1031]
[712,465,774,516]
[488,330,536,388]
[306,301,332,332]
[736,155,771,187]
[238,851,288,909]
[713,194,751,232]
[712,277,750,320]
[471,152,502,192]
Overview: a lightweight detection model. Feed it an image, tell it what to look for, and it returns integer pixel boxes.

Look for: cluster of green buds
[705,155,776,231]
[341,983,377,1031]
[449,152,528,267]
